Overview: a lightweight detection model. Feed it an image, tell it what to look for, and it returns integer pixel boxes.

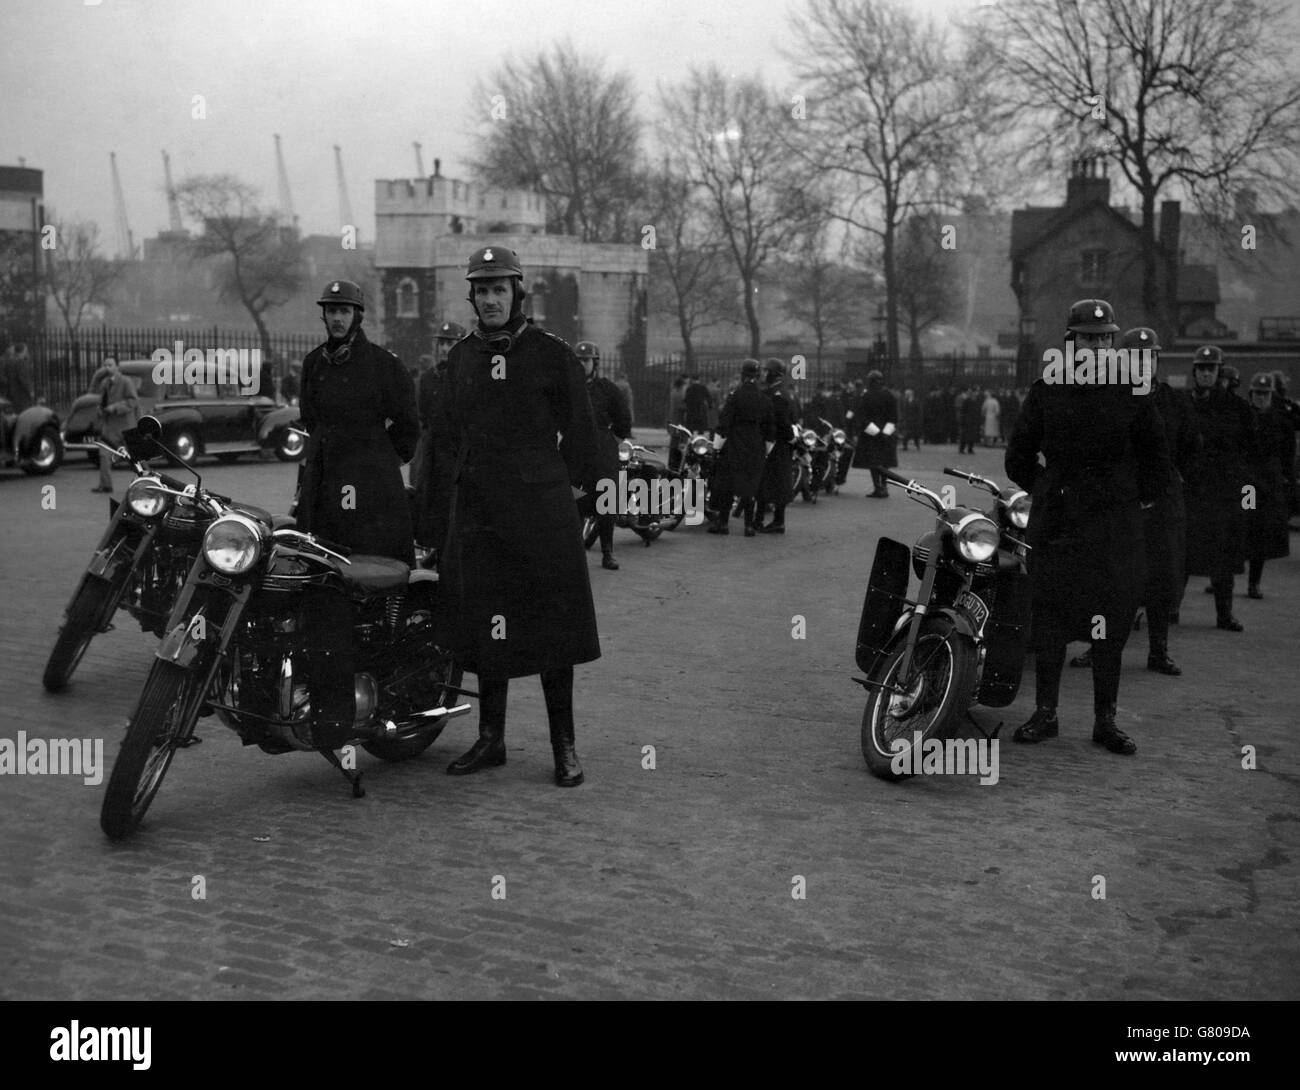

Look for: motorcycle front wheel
[581,515,600,550]
[42,574,121,692]
[861,618,978,782]
[101,660,204,839]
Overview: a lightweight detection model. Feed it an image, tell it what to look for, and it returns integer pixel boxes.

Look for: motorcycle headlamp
[1004,490,1031,530]
[953,512,1000,563]
[202,513,263,575]
[832,428,846,445]
[125,476,172,518]
[690,436,712,457]
[801,429,818,448]
[618,439,634,463]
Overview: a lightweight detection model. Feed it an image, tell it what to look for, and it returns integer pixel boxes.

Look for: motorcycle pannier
[855,536,912,672]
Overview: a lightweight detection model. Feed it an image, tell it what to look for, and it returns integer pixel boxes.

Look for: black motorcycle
[99,419,471,841]
[582,439,689,547]
[814,418,848,495]
[43,429,218,692]
[668,423,718,520]
[855,468,1031,781]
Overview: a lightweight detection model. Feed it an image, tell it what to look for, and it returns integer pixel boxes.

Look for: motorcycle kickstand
[318,747,365,798]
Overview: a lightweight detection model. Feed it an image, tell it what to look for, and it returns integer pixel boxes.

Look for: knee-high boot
[541,667,583,787]
[447,674,508,774]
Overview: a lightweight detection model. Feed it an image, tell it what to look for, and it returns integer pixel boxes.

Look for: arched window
[396,277,419,318]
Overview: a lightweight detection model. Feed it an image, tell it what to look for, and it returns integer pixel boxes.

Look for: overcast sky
[0,0,980,251]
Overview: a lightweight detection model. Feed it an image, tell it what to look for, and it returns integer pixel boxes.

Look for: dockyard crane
[274,133,297,232]
[334,145,355,233]
[161,150,183,233]
[109,151,137,260]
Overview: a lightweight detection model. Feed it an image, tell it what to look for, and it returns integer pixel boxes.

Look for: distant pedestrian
[1244,372,1291,598]
[981,389,1001,446]
[91,354,138,494]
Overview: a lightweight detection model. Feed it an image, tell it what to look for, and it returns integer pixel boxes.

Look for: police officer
[1005,299,1172,756]
[856,370,899,497]
[1244,372,1291,597]
[1184,345,1256,630]
[1218,364,1242,396]
[435,246,600,787]
[756,358,796,533]
[707,359,773,536]
[298,279,419,748]
[576,341,632,570]
[412,320,466,562]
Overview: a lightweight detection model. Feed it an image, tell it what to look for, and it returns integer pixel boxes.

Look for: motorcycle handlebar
[273,528,353,562]
[943,466,999,494]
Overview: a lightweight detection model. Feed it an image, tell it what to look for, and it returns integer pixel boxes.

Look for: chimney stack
[433,158,441,178]
[1065,156,1111,209]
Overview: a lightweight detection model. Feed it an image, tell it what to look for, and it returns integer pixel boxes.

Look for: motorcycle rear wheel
[101,660,203,840]
[42,574,121,692]
[861,618,977,782]
[362,650,464,762]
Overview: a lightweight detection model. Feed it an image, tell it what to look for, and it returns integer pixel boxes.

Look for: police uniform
[708,363,773,535]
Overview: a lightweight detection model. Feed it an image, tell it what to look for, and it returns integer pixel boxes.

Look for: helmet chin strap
[468,280,527,351]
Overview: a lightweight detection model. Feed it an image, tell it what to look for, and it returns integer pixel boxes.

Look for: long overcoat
[412,363,459,550]
[1142,381,1199,608]
[1005,379,1171,648]
[758,386,798,506]
[854,385,898,468]
[713,380,772,500]
[96,371,139,445]
[1246,404,1292,562]
[297,328,419,564]
[436,323,600,678]
[580,375,632,518]
[1184,388,1255,577]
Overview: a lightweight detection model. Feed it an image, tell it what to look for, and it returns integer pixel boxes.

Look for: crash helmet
[465,246,523,281]
[435,320,466,342]
[1220,364,1241,390]
[866,369,884,384]
[1249,372,1275,393]
[1066,298,1120,334]
[740,359,761,379]
[575,341,601,362]
[317,279,365,311]
[1271,370,1289,397]
[1122,327,1161,351]
[763,357,785,382]
[1193,345,1223,368]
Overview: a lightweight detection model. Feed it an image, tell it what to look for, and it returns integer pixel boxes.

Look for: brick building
[373,162,648,368]
[0,166,44,345]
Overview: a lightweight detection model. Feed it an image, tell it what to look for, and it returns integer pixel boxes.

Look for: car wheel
[21,426,63,475]
[274,428,305,462]
[170,429,199,465]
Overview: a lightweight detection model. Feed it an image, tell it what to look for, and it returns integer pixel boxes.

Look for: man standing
[576,341,632,570]
[412,320,466,563]
[436,246,600,787]
[1184,345,1256,631]
[91,354,138,494]
[298,280,419,748]
[1005,299,1171,756]
[708,359,773,537]
[1244,372,1291,598]
[856,370,898,498]
[756,358,797,533]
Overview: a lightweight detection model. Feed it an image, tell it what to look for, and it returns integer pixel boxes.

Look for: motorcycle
[941,467,1032,568]
[791,424,819,503]
[855,467,1031,781]
[99,417,472,841]
[582,438,688,548]
[43,429,220,692]
[668,423,717,519]
[814,418,848,495]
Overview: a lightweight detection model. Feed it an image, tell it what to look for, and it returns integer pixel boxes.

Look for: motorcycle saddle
[339,555,410,594]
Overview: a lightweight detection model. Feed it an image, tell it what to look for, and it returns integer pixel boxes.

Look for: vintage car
[63,359,304,465]
[0,394,63,475]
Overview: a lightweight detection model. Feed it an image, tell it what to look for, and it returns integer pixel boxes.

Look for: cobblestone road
[1,437,1296,1000]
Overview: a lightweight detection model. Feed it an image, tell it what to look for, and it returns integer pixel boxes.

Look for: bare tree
[785,0,987,370]
[43,216,121,338]
[173,175,304,360]
[471,41,643,242]
[643,162,741,368]
[894,212,958,367]
[780,223,864,367]
[660,66,820,357]
[970,0,1300,341]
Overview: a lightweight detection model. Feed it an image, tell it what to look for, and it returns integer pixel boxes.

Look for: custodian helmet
[317,279,365,311]
[1066,298,1120,334]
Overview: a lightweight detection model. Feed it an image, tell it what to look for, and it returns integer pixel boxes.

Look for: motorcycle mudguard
[977,568,1030,708]
[855,537,912,672]
[157,619,207,669]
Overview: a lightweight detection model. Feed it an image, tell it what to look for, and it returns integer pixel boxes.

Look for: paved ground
[0,436,1296,1001]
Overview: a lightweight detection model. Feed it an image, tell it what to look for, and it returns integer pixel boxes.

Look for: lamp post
[1018,314,1037,388]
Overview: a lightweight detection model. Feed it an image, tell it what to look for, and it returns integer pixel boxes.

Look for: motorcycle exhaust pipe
[379,703,473,739]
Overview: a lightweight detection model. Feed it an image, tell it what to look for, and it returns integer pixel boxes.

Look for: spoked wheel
[582,516,600,550]
[861,618,977,781]
[42,574,121,692]
[101,660,205,840]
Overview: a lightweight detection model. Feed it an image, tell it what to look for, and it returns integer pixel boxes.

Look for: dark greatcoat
[900,395,923,441]
[412,362,459,549]
[1142,381,1199,608]
[1005,379,1171,648]
[959,393,982,447]
[1246,404,1291,562]
[758,385,798,506]
[436,322,600,679]
[298,328,418,564]
[580,374,632,518]
[713,380,773,500]
[809,392,843,429]
[1184,387,1255,577]
[853,385,899,468]
[682,381,713,432]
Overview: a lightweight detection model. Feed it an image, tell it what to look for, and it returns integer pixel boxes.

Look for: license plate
[957,590,989,633]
